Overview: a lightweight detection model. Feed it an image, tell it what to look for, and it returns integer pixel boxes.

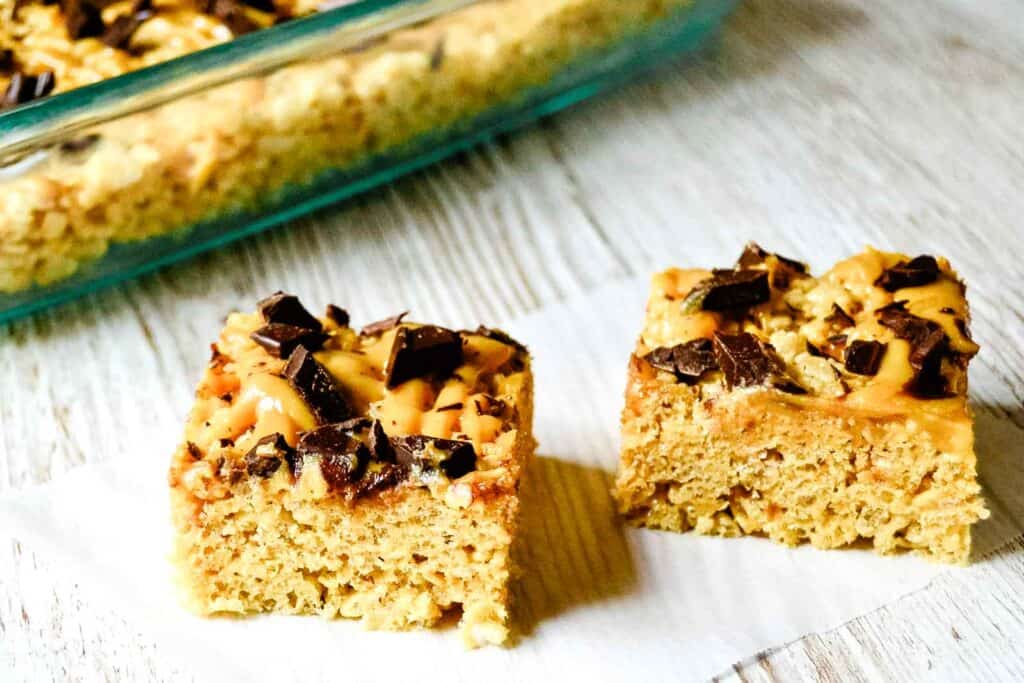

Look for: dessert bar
[169,292,534,646]
[615,244,986,563]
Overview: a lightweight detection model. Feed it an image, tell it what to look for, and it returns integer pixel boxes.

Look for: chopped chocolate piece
[297,424,369,488]
[385,325,463,388]
[392,435,476,479]
[2,71,56,109]
[354,462,409,497]
[250,323,327,358]
[206,0,260,35]
[102,15,144,49]
[257,291,322,331]
[186,441,202,460]
[805,340,824,358]
[244,433,292,478]
[360,312,407,336]
[325,304,350,328]
[672,338,719,380]
[843,340,887,376]
[218,438,234,448]
[712,332,803,393]
[240,0,274,11]
[736,242,808,274]
[825,303,855,328]
[643,346,677,374]
[875,255,940,292]
[367,420,395,462]
[101,0,156,48]
[474,396,506,417]
[64,0,106,40]
[283,345,352,424]
[0,50,14,73]
[436,402,463,412]
[827,334,848,345]
[643,338,719,384]
[876,302,951,397]
[940,307,956,315]
[684,270,771,312]
[468,325,528,353]
[59,134,101,155]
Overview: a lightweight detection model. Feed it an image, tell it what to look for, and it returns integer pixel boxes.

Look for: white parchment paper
[2,278,1022,682]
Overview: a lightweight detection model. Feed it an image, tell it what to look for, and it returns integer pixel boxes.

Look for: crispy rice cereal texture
[614,244,987,564]
[169,294,534,647]
[0,0,694,292]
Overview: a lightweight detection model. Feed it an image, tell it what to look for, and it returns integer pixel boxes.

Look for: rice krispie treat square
[169,292,534,646]
[615,244,987,563]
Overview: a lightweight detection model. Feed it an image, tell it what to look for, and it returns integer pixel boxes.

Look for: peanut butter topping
[638,244,979,416]
[175,293,528,503]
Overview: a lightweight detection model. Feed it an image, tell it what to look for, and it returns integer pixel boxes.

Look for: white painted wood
[3,0,1024,679]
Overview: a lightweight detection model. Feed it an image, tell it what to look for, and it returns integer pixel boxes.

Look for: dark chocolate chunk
[250,323,327,358]
[468,326,528,353]
[59,134,101,155]
[367,420,395,462]
[643,338,719,384]
[436,402,463,412]
[360,312,407,336]
[940,306,956,315]
[385,325,463,388]
[805,340,824,358]
[843,340,887,376]
[296,424,368,488]
[825,303,855,328]
[875,302,951,397]
[875,255,940,292]
[684,270,771,312]
[736,242,807,274]
[186,441,202,460]
[2,71,56,109]
[474,396,506,417]
[712,332,803,393]
[206,0,259,34]
[64,0,106,39]
[283,345,352,424]
[0,50,14,73]
[102,0,156,48]
[244,433,291,478]
[102,15,144,48]
[391,435,476,479]
[325,304,350,328]
[257,291,322,331]
[240,0,274,11]
[354,462,408,497]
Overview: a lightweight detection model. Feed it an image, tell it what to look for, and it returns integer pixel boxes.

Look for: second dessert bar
[615,244,987,563]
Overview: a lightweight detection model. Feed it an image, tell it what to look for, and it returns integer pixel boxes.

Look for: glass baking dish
[0,0,736,324]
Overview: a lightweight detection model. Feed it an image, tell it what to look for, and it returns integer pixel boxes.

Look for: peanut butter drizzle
[638,247,979,452]
[195,314,521,458]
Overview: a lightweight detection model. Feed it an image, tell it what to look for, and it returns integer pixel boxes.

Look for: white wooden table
[3,0,1024,679]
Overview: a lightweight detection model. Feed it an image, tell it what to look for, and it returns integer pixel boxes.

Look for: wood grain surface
[3,0,1024,680]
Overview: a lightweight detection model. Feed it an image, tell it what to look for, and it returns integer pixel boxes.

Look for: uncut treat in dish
[169,292,534,647]
[0,0,697,292]
[614,243,987,564]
